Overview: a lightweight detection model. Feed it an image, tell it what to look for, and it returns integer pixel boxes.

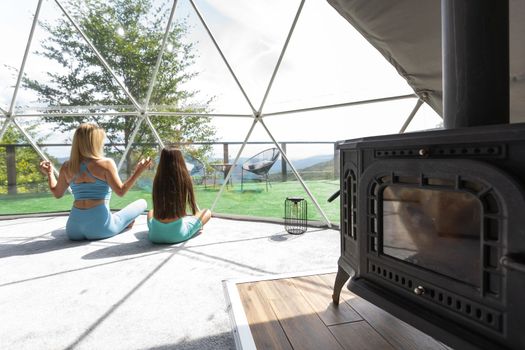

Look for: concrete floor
[0,215,340,350]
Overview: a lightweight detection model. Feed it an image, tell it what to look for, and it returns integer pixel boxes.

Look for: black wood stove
[332,1,525,349]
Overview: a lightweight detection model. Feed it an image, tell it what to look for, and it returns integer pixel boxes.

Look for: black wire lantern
[284,197,307,234]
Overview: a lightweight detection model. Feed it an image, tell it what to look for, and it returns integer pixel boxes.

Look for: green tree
[24,0,216,176]
[0,125,52,195]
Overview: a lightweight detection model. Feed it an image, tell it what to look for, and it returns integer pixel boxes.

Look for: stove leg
[332,265,350,305]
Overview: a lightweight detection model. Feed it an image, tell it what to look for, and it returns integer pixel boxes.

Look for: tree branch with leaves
[23,0,216,176]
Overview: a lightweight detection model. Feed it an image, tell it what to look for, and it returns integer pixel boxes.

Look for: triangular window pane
[181,0,302,110]
[264,99,421,142]
[203,120,332,224]
[0,1,38,112]
[404,102,443,132]
[264,0,413,114]
[0,121,73,214]
[17,0,138,115]
[59,0,184,108]
[168,1,259,115]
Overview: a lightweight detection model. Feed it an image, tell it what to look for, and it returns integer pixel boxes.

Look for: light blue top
[147,216,202,244]
[70,162,112,200]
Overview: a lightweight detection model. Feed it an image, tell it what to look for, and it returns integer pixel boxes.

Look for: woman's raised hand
[39,160,53,176]
[134,157,152,175]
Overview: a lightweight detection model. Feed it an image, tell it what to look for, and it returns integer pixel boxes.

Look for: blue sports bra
[69,162,112,200]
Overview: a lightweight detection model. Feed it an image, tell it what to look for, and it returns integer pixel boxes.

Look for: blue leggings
[66,199,147,240]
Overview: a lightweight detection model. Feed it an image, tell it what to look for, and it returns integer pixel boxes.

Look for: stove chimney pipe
[441,0,509,128]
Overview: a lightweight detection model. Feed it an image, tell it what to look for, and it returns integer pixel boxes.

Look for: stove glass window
[382,186,481,287]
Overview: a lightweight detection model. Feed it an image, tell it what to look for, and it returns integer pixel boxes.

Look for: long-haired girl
[148,147,211,244]
[39,123,151,240]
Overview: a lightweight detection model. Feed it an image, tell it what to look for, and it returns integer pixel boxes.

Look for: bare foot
[126,220,135,230]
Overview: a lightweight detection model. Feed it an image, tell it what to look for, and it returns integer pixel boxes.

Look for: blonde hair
[69,123,106,174]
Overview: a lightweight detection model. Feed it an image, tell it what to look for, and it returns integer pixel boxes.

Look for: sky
[0,0,442,160]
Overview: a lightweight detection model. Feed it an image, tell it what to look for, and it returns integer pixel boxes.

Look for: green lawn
[0,179,340,223]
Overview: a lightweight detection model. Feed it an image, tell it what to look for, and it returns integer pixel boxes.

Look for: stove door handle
[327,190,340,203]
[500,255,525,273]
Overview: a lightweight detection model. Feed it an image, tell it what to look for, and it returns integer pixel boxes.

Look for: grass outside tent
[0,179,340,223]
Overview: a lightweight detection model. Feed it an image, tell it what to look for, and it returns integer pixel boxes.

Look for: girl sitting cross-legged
[39,123,151,241]
[147,147,211,244]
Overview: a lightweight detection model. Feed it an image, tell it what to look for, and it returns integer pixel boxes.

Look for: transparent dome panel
[263,98,422,143]
[171,1,272,116]
[263,0,413,114]
[56,0,180,108]
[17,0,139,115]
[0,1,40,112]
[197,121,332,223]
[0,122,73,215]
[276,142,339,224]
[404,102,443,132]
[182,0,301,111]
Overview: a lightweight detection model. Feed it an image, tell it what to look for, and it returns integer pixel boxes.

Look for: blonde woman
[39,123,151,240]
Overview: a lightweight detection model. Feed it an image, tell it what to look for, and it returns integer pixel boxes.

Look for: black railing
[1,141,340,195]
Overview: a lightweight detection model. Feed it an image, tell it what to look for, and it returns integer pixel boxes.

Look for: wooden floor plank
[344,290,448,350]
[236,273,452,350]
[316,273,448,350]
[237,282,293,350]
[291,275,362,326]
[329,320,396,350]
[259,278,344,350]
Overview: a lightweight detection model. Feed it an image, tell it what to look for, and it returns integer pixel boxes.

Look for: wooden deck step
[229,272,451,350]
[291,274,362,326]
[238,283,292,350]
[329,321,395,350]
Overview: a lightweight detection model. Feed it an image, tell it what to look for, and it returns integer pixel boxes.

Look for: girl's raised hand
[39,160,53,176]
[134,157,152,174]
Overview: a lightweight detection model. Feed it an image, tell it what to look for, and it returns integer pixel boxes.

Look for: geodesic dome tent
[1,0,456,226]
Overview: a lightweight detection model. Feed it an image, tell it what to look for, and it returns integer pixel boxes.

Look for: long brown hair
[152,147,198,219]
[69,123,106,173]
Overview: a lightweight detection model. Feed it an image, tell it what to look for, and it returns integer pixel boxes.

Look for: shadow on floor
[81,231,177,260]
[270,230,302,242]
[269,228,327,242]
[0,229,89,259]
[143,332,235,350]
[81,227,329,260]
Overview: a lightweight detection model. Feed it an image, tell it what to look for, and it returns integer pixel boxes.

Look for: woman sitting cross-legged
[147,147,211,244]
[39,123,151,240]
